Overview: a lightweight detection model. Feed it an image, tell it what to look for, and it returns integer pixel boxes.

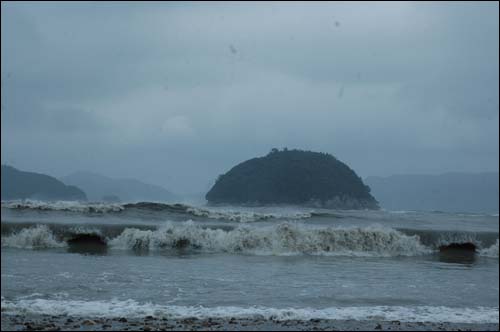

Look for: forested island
[206,149,379,209]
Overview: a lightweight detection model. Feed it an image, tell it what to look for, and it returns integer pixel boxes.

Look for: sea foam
[1,298,498,323]
[479,239,499,258]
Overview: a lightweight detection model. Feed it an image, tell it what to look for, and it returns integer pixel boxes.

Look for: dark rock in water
[67,234,107,246]
[67,234,108,255]
[1,165,87,201]
[439,242,477,252]
[173,238,190,249]
[439,242,477,264]
[206,149,379,209]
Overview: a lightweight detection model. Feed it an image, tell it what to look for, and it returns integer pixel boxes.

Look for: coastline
[2,315,499,331]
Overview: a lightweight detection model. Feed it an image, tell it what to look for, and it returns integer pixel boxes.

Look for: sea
[1,200,499,324]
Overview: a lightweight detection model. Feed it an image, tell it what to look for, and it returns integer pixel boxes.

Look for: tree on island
[206,149,378,209]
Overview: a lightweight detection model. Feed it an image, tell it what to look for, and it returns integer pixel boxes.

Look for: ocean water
[1,200,499,323]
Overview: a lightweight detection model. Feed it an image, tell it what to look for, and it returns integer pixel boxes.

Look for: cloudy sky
[1,1,498,195]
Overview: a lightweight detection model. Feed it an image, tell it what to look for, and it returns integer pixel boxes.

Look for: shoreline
[2,315,499,331]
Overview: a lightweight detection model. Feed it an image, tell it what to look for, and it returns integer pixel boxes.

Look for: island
[206,149,379,209]
[1,165,87,201]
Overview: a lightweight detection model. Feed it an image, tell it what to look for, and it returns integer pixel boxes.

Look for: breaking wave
[185,207,312,222]
[1,224,110,250]
[108,222,430,256]
[3,221,497,258]
[1,200,124,213]
[1,298,498,323]
[479,239,499,258]
[1,225,65,249]
[2,222,430,257]
[1,200,313,222]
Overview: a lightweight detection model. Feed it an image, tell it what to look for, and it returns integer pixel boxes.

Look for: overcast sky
[1,1,498,195]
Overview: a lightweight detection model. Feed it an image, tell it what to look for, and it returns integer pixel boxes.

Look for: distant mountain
[1,165,87,201]
[365,172,499,213]
[206,149,379,209]
[61,171,178,203]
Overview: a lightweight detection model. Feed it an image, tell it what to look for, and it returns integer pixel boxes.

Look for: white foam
[108,221,431,257]
[1,200,124,213]
[479,239,499,258]
[1,225,65,249]
[388,210,417,214]
[186,206,312,222]
[1,298,498,323]
[67,226,103,236]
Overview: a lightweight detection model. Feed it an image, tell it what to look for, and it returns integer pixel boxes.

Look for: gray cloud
[1,2,498,194]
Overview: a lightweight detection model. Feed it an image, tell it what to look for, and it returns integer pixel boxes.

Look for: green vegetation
[206,149,379,209]
[1,165,87,201]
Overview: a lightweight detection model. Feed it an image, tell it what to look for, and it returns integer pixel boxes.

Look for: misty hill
[61,171,177,203]
[365,172,499,213]
[206,149,379,209]
[1,165,87,201]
